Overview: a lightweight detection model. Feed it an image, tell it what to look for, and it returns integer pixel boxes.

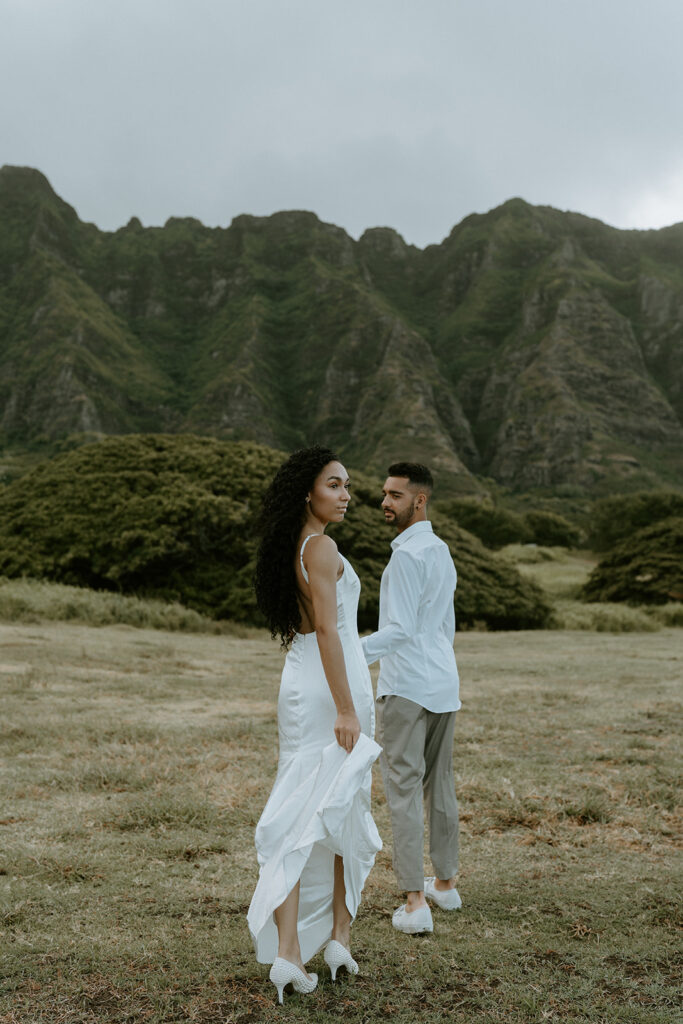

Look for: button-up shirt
[361,520,460,714]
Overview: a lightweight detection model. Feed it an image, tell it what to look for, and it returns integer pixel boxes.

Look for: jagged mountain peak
[358,226,414,258]
[0,169,681,494]
[0,164,59,196]
[0,165,80,225]
[162,215,206,230]
[121,216,144,232]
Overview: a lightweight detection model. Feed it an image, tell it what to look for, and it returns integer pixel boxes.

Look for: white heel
[269,958,317,1003]
[324,940,359,981]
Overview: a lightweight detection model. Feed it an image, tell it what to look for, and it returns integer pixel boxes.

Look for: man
[362,462,461,934]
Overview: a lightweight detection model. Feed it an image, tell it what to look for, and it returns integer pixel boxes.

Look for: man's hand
[334,710,361,753]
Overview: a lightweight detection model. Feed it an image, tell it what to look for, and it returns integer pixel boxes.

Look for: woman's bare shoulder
[303,533,338,556]
[303,534,339,571]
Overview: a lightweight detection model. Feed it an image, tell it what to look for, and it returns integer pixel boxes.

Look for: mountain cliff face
[1,166,681,493]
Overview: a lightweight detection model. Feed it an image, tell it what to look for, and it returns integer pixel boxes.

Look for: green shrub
[553,600,660,632]
[439,501,582,550]
[582,516,683,605]
[588,491,683,551]
[0,435,280,623]
[498,544,565,564]
[647,602,683,628]
[0,577,244,633]
[0,435,552,630]
[439,499,533,549]
[524,510,582,548]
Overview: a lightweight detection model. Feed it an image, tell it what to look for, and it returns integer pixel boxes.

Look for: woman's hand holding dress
[334,709,361,753]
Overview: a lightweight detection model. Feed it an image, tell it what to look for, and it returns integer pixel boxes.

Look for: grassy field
[1,618,681,1023]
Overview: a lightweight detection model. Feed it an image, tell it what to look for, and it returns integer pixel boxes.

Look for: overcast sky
[2,0,682,247]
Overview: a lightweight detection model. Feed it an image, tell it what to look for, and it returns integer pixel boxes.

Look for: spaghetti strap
[299,534,319,583]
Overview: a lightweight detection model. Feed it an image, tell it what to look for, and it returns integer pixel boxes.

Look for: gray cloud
[2,0,682,246]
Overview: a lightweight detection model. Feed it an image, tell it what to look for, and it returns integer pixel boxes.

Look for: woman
[247,446,381,1003]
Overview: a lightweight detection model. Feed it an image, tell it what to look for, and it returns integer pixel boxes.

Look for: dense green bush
[439,499,533,549]
[582,516,683,605]
[439,500,581,550]
[0,435,279,623]
[588,491,683,551]
[0,435,551,630]
[524,510,582,548]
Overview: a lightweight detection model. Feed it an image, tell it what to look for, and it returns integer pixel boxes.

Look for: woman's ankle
[331,925,351,949]
[276,945,304,968]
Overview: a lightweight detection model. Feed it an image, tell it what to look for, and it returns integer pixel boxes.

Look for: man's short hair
[387,462,434,495]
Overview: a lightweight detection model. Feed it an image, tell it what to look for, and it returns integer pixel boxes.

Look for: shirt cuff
[361,635,376,666]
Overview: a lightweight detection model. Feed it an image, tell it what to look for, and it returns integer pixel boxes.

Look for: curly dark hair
[254,444,339,648]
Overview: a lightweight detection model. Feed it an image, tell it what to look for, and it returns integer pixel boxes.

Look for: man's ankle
[434,877,456,892]
[405,890,427,911]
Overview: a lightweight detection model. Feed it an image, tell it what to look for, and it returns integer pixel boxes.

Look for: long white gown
[247,539,382,964]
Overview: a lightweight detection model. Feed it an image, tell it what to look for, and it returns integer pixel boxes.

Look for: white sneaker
[424,877,462,911]
[391,902,434,934]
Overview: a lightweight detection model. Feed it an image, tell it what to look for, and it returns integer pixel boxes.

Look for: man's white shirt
[361,520,460,714]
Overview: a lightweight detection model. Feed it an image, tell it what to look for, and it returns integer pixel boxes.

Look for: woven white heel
[324,940,359,981]
[269,958,318,1004]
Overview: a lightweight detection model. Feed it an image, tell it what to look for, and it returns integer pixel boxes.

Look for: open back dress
[247,538,382,963]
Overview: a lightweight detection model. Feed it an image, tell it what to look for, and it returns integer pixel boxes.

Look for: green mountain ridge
[1,165,682,494]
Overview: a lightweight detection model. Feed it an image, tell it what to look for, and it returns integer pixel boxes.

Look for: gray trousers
[376,695,459,892]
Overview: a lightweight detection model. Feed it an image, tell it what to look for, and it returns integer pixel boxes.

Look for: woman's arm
[305,535,360,753]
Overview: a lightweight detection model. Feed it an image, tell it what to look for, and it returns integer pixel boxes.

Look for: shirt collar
[391,520,433,550]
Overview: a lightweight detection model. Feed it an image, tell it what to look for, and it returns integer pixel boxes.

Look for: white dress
[247,538,382,964]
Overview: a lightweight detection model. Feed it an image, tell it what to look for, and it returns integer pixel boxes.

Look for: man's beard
[387,502,416,529]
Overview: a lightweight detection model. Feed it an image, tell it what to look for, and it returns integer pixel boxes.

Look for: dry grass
[1,621,681,1023]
